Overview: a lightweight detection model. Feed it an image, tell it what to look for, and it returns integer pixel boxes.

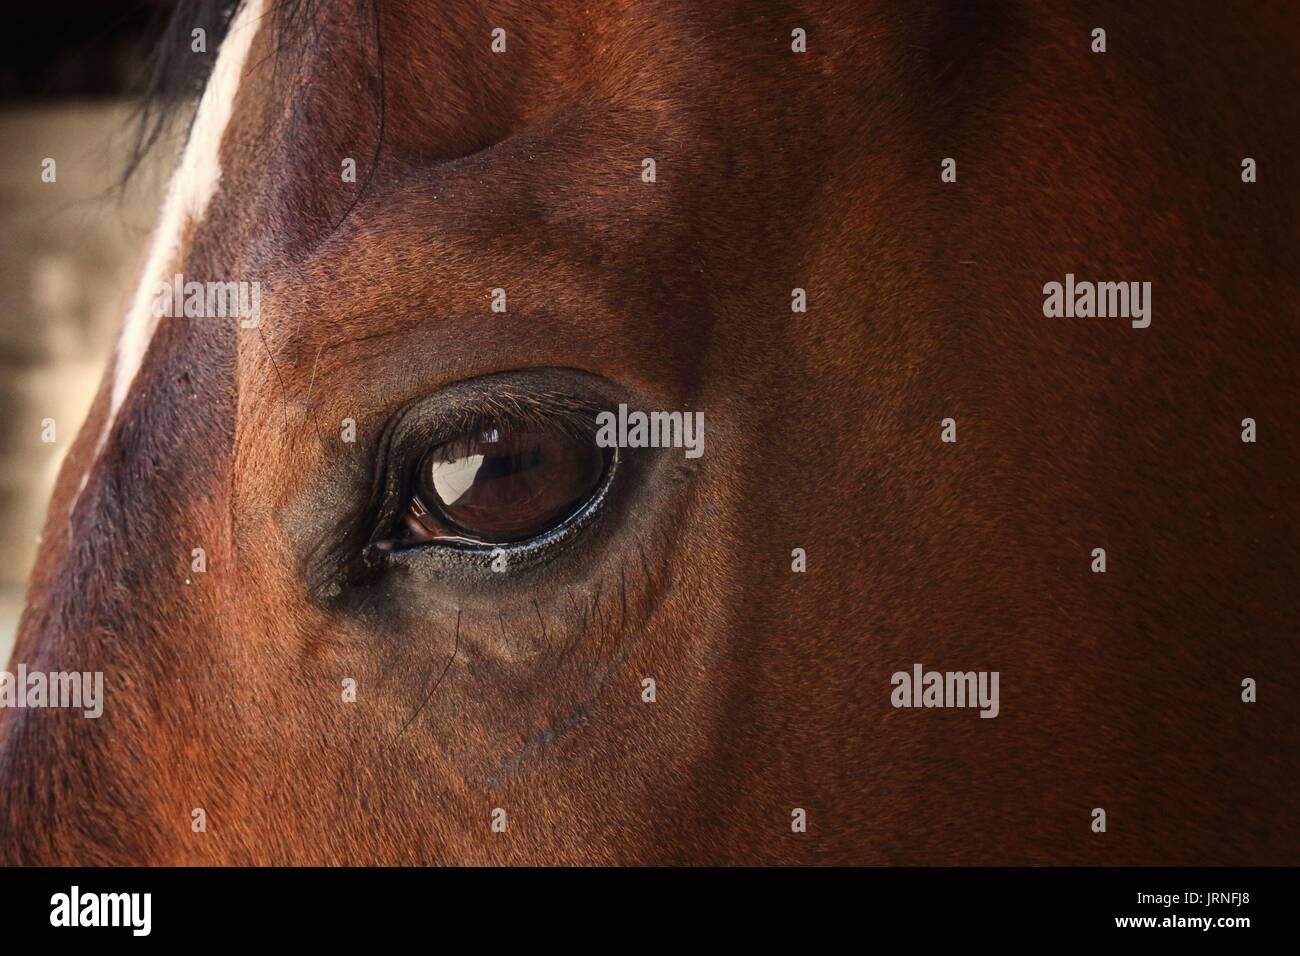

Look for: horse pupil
[415,426,606,542]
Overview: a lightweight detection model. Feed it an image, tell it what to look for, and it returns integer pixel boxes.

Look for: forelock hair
[126,0,381,185]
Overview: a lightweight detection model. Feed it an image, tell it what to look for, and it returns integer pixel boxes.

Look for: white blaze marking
[99,0,268,454]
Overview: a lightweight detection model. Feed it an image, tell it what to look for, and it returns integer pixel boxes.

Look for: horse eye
[399,424,611,545]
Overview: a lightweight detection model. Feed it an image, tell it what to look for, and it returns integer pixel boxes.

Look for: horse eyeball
[403,425,610,544]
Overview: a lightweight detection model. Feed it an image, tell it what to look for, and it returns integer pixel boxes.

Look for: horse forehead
[134,0,838,417]
[255,0,778,173]
[223,4,797,359]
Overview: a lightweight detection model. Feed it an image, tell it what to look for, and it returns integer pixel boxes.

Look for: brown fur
[1,0,1297,864]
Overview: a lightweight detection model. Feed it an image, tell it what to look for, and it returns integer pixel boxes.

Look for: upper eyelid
[441,394,605,437]
[387,389,606,452]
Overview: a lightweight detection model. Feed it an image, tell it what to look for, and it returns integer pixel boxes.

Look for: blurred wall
[0,104,172,663]
[1,6,176,663]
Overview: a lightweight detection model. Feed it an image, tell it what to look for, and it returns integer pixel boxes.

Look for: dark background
[0,2,169,100]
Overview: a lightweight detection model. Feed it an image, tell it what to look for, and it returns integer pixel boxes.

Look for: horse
[1,0,1296,865]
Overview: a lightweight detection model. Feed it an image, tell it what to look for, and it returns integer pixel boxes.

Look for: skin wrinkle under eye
[419,522,673,788]
[366,520,669,791]
[478,524,684,785]
[335,433,684,787]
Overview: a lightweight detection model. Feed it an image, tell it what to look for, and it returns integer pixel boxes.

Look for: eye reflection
[398,423,611,546]
[427,451,488,506]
